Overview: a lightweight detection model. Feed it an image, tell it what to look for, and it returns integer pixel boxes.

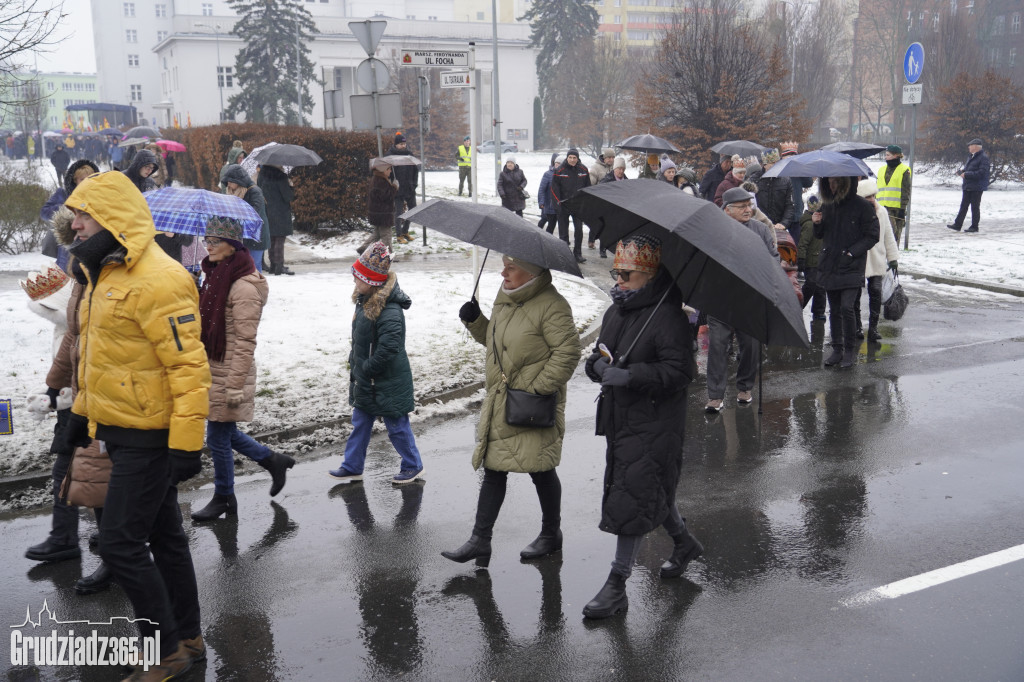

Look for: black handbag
[883,274,909,321]
[492,324,556,428]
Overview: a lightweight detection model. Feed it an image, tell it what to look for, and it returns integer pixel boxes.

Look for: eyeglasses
[202,237,224,246]
[610,269,634,282]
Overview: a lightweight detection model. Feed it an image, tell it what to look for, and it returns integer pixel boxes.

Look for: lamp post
[196,23,224,122]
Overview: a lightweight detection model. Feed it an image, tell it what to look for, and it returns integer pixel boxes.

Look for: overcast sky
[31,0,96,74]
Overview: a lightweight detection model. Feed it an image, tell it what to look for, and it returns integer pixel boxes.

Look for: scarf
[68,230,121,284]
[609,284,642,305]
[199,249,255,362]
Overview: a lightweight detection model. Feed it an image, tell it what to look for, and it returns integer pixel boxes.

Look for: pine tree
[225,0,320,125]
[519,0,599,102]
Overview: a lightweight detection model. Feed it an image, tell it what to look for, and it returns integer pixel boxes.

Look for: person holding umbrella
[537,154,560,234]
[258,164,296,275]
[441,255,581,568]
[581,235,701,619]
[713,155,747,207]
[221,164,271,271]
[816,176,880,369]
[388,132,419,244]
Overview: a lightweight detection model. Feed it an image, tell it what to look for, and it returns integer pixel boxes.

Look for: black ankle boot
[840,348,856,369]
[583,570,628,619]
[824,347,843,367]
[190,493,238,522]
[660,530,704,579]
[868,326,881,342]
[520,529,563,560]
[257,451,295,497]
[75,562,114,595]
[441,535,492,568]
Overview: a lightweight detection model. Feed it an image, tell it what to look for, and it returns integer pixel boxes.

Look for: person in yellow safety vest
[877,144,911,242]
[457,135,473,197]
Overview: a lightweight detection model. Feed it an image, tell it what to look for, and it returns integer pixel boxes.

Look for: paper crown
[780,141,799,156]
[731,156,747,170]
[614,235,662,275]
[762,148,781,165]
[20,265,70,301]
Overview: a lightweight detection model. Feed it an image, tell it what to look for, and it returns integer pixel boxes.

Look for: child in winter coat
[797,195,827,320]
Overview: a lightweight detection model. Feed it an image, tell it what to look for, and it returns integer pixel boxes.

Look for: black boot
[257,451,295,497]
[25,538,80,562]
[75,562,114,595]
[582,570,628,619]
[840,348,856,369]
[823,347,843,367]
[190,493,238,522]
[868,326,882,342]
[441,535,492,568]
[660,530,704,579]
[520,529,563,560]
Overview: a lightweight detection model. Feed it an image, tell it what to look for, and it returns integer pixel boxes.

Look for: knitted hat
[352,241,391,286]
[505,155,516,164]
[761,148,781,165]
[780,141,799,157]
[20,264,70,301]
[886,144,903,155]
[567,147,579,157]
[613,234,661,275]
[612,156,626,170]
[857,180,880,198]
[745,161,762,177]
[555,155,565,166]
[677,166,697,183]
[205,216,244,249]
[395,132,406,144]
[660,155,676,172]
[806,195,822,211]
[601,147,615,159]
[721,187,755,207]
[501,254,543,276]
[731,155,747,171]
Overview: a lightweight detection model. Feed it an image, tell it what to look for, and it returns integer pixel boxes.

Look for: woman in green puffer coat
[442,256,581,568]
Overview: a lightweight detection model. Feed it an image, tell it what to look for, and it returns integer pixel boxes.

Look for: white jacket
[866,202,899,278]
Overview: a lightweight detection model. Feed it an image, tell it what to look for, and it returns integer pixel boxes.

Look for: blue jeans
[250,249,264,272]
[207,420,271,496]
[342,406,422,474]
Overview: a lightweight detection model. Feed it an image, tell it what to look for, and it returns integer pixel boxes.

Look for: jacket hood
[495,269,553,307]
[220,163,254,188]
[125,149,158,179]
[352,272,410,321]
[819,176,857,205]
[51,206,76,247]
[65,170,155,269]
[226,147,246,164]
[63,159,100,196]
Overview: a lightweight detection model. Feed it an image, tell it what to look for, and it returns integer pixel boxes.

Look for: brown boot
[122,641,192,681]
[181,634,206,663]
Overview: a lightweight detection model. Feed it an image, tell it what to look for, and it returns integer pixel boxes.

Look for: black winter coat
[755,175,795,225]
[257,165,295,237]
[221,164,272,251]
[699,163,728,201]
[497,164,527,212]
[814,177,879,290]
[550,160,590,209]
[123,149,158,193]
[584,268,694,536]
[386,144,418,197]
[961,149,991,191]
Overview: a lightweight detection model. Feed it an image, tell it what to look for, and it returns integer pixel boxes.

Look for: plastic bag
[883,276,909,321]
[881,269,897,304]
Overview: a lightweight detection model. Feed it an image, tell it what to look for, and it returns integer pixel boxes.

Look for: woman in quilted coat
[581,235,702,619]
[190,217,294,521]
[442,255,581,567]
[497,157,528,216]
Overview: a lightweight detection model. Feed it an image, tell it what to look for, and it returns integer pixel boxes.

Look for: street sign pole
[349,19,389,157]
[418,73,429,245]
[469,43,480,279]
[906,102,916,250]
[902,42,924,251]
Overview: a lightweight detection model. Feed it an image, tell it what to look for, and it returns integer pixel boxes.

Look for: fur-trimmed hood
[351,272,410,321]
[51,206,76,247]
[819,176,858,205]
[62,159,100,196]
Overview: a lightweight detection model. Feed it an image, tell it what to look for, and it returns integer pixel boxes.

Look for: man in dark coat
[700,154,732,201]
[388,132,418,243]
[50,144,70,182]
[550,148,591,263]
[946,138,991,233]
[257,164,295,275]
[754,148,795,229]
[815,176,879,369]
[581,235,701,619]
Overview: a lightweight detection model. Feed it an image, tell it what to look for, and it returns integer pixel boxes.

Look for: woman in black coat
[814,176,879,369]
[497,157,527,216]
[581,235,702,619]
[257,164,296,275]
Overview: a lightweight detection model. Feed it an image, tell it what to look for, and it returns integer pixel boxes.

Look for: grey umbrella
[568,179,808,348]
[761,150,873,178]
[370,154,422,169]
[820,141,887,159]
[710,140,772,158]
[400,199,582,280]
[615,134,681,154]
[124,125,160,139]
[249,143,323,167]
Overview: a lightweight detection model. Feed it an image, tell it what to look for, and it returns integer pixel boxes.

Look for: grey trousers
[611,504,685,578]
[706,316,759,400]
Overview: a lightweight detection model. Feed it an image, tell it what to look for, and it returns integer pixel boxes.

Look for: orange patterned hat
[613,235,661,275]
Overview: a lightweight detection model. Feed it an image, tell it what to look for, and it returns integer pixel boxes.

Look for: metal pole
[418,73,428,245]
[296,18,302,125]
[470,43,479,282]
[904,103,916,250]
[491,0,501,190]
[369,60,384,157]
[197,24,224,121]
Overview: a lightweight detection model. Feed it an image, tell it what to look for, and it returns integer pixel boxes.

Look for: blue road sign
[904,42,924,84]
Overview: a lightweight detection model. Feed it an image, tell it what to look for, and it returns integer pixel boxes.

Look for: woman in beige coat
[190,217,295,521]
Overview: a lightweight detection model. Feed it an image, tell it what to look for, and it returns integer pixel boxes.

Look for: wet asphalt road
[3,277,1024,681]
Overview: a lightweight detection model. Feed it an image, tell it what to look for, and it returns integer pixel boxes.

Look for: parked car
[477,140,518,154]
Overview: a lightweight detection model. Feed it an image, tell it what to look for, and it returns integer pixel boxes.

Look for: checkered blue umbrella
[143,187,262,240]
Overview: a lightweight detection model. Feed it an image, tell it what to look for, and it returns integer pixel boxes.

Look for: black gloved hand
[63,412,92,451]
[796,258,805,274]
[459,298,481,323]
[169,449,203,485]
[896,209,906,220]
[601,367,630,388]
[888,260,898,274]
[46,386,60,410]
[592,357,610,379]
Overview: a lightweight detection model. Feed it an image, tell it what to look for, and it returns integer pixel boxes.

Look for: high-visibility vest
[876,162,910,209]
[458,144,472,167]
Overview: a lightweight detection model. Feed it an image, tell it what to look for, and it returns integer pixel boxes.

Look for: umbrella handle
[471,248,490,302]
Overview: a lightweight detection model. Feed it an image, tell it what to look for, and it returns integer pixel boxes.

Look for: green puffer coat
[348,273,415,418]
[464,270,581,472]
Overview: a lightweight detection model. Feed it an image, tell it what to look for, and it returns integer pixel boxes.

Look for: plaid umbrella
[144,187,262,240]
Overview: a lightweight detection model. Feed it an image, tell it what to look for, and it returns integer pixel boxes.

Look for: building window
[155,4,166,17]
[333,68,343,89]
[933,14,940,31]
[614,0,621,6]
[128,54,139,67]
[407,14,415,19]
[1011,47,1017,66]
[130,84,143,101]
[994,15,1005,35]
[967,0,973,15]
[477,11,485,19]
[157,30,168,41]
[126,29,137,42]
[218,66,234,88]
[202,4,213,16]
[1012,13,1020,34]
[614,14,621,23]
[124,2,135,17]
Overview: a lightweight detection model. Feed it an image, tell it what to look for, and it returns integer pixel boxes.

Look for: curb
[900,269,1024,298]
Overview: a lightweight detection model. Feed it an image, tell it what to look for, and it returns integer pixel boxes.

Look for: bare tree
[0,0,65,106]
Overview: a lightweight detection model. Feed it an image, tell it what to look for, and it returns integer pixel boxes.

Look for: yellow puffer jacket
[65,171,211,451]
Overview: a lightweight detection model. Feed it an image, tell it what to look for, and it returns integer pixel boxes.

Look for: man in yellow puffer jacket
[63,170,211,679]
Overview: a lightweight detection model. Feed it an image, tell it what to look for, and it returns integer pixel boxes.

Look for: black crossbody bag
[491,317,556,428]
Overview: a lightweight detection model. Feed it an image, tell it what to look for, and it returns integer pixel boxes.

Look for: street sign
[903,84,923,105]
[440,71,472,88]
[904,42,924,84]
[400,49,474,69]
[349,19,387,57]
[350,93,403,130]
[324,89,345,119]
[356,58,391,92]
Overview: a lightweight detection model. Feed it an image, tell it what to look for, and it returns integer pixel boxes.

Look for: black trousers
[473,468,561,538]
[557,207,584,255]
[854,276,883,329]
[394,194,416,236]
[48,451,79,545]
[953,190,984,230]
[100,443,201,657]
[269,236,286,269]
[538,213,557,234]
[801,268,827,317]
[826,287,860,351]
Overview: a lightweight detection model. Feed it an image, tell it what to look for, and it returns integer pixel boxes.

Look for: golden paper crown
[780,140,799,156]
[19,265,70,301]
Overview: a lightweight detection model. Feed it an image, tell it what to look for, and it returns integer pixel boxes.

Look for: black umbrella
[568,179,808,347]
[250,143,322,168]
[616,134,681,154]
[400,199,582,280]
[123,125,160,139]
[762,150,873,179]
[820,141,887,159]
[710,140,771,158]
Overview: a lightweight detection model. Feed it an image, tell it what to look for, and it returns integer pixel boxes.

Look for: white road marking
[842,544,1024,608]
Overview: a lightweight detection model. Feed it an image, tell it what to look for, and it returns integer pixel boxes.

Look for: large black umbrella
[568,179,808,347]
[400,199,582,278]
[820,141,886,159]
[710,140,771,158]
[123,125,160,139]
[762,149,873,179]
[616,134,680,154]
[249,143,322,168]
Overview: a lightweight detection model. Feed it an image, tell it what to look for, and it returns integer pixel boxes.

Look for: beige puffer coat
[207,270,269,423]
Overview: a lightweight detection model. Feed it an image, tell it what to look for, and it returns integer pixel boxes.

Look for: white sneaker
[705,399,723,414]
[737,391,753,404]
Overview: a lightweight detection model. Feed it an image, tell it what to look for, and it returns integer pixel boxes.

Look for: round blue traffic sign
[904,42,924,84]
